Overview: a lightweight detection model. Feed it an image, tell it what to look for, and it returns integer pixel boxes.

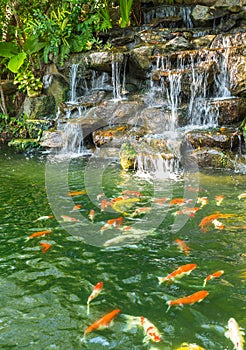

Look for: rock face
[10,1,246,171]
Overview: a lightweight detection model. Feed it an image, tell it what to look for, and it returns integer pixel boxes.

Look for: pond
[0,145,245,350]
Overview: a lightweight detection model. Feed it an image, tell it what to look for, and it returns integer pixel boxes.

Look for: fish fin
[203,280,207,287]
[157,277,165,285]
[122,314,140,330]
[224,330,230,339]
[166,302,171,313]
[87,303,90,315]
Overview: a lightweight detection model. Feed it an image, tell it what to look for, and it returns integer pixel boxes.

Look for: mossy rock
[25,119,55,139]
[8,139,41,152]
[119,142,137,170]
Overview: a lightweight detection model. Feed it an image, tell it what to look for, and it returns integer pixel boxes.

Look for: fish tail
[166,301,172,313]
[122,314,141,330]
[157,277,165,285]
[87,303,90,315]
[203,280,207,287]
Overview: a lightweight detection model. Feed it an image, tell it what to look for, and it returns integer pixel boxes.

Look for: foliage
[0,113,29,138]
[119,0,134,28]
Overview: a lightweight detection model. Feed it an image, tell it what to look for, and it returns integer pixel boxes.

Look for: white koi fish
[225,317,245,350]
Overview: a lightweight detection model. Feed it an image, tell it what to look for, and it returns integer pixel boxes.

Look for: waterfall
[61,122,84,154]
[69,63,79,102]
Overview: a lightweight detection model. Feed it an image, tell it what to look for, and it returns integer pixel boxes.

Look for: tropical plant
[119,0,134,28]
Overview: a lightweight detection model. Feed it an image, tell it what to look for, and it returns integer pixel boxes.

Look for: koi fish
[97,193,105,200]
[152,197,167,205]
[89,209,95,221]
[166,290,209,312]
[28,230,52,239]
[175,343,205,350]
[68,190,86,196]
[72,204,82,211]
[100,217,124,232]
[174,207,200,217]
[215,195,225,206]
[87,281,103,315]
[130,207,151,217]
[203,270,224,287]
[225,317,245,350]
[39,242,51,253]
[121,190,142,197]
[84,309,121,337]
[199,213,236,232]
[197,197,208,207]
[123,315,161,343]
[238,192,246,200]
[169,198,186,206]
[212,219,224,230]
[140,316,161,343]
[60,215,79,222]
[110,196,128,204]
[158,264,197,284]
[175,239,191,256]
[112,197,140,214]
[34,215,54,222]
[101,199,108,211]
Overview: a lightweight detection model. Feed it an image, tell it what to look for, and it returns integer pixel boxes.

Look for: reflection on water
[0,145,245,349]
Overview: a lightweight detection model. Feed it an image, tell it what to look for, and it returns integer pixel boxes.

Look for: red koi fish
[158,264,197,284]
[39,242,51,253]
[140,316,161,343]
[28,230,52,239]
[72,204,82,211]
[88,209,95,221]
[215,195,225,206]
[61,215,79,222]
[68,190,86,196]
[175,239,191,256]
[174,207,200,217]
[121,190,142,197]
[199,213,236,232]
[84,309,121,336]
[101,217,124,232]
[87,281,103,315]
[166,290,209,312]
[203,270,224,287]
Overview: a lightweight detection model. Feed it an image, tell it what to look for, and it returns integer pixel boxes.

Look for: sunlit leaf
[7,52,27,73]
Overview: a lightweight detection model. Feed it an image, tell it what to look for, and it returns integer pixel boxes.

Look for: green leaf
[23,36,45,55]
[7,52,27,73]
[0,42,19,58]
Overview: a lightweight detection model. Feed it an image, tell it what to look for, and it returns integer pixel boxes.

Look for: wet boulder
[119,142,137,170]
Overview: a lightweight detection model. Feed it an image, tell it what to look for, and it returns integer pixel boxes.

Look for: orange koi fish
[140,316,161,343]
[175,239,191,256]
[72,204,82,211]
[68,190,86,196]
[166,290,209,312]
[131,207,151,217]
[121,190,142,197]
[110,196,128,204]
[197,197,208,207]
[100,217,124,232]
[169,198,186,206]
[34,215,54,222]
[215,195,225,206]
[84,309,121,336]
[174,207,200,217]
[199,213,236,232]
[203,270,224,287]
[158,264,197,284]
[60,215,79,222]
[88,209,95,221]
[225,317,245,350]
[87,281,103,315]
[39,242,51,253]
[101,199,108,211]
[28,230,52,239]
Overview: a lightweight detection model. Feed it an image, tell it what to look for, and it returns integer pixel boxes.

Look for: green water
[0,145,245,350]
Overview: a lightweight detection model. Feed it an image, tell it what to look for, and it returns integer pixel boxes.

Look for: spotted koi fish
[166,290,209,312]
[158,264,197,284]
[123,315,161,343]
[174,207,200,217]
[101,217,124,232]
[203,270,224,287]
[87,281,103,315]
[34,215,54,222]
[84,309,121,337]
[215,195,225,206]
[197,197,208,207]
[61,215,79,222]
[88,209,95,221]
[199,213,236,232]
[121,190,142,197]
